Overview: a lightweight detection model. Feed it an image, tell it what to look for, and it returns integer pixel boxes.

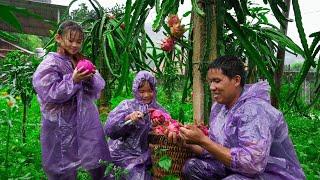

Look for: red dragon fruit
[160,37,175,52]
[170,22,186,39]
[197,124,209,136]
[120,23,125,30]
[149,108,171,123]
[167,14,180,27]
[153,125,166,135]
[76,59,95,73]
[167,121,180,133]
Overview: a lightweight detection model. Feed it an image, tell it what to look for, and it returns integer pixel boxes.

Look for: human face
[207,68,241,108]
[56,31,83,55]
[138,81,154,104]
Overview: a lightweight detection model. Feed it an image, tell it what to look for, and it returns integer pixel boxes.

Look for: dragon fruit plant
[160,14,186,52]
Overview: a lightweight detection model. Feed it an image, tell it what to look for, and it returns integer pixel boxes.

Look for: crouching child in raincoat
[104,71,170,180]
[32,20,110,180]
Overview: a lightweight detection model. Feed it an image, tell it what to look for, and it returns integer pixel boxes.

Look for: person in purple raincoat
[168,56,305,179]
[32,20,110,180]
[105,71,168,180]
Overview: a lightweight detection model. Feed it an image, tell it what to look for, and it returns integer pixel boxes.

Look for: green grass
[285,110,320,179]
[0,92,319,179]
[0,96,44,179]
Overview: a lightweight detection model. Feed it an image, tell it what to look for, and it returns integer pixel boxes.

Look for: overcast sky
[52,0,320,60]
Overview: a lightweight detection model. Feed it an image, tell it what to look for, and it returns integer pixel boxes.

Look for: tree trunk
[192,9,205,125]
[204,1,217,123]
[272,0,291,108]
[192,0,217,125]
[98,52,112,111]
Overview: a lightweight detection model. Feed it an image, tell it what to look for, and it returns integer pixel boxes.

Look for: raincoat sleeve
[229,103,272,176]
[33,64,82,103]
[105,100,135,139]
[83,71,105,99]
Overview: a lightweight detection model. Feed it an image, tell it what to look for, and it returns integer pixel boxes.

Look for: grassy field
[0,94,319,179]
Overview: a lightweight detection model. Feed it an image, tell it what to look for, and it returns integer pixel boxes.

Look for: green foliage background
[0,87,319,179]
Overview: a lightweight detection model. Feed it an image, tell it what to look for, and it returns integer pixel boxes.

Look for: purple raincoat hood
[238,80,271,104]
[132,70,157,105]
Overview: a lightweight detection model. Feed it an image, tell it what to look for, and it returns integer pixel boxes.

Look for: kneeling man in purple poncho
[167,56,305,180]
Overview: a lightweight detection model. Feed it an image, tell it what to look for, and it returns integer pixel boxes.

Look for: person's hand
[151,117,162,126]
[164,129,181,144]
[125,111,144,122]
[179,125,206,145]
[72,66,94,83]
[92,65,97,74]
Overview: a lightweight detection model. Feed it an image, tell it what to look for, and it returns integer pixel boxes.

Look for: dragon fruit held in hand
[149,108,208,136]
[167,120,181,133]
[153,126,166,135]
[149,108,171,123]
[76,59,95,73]
[197,124,209,136]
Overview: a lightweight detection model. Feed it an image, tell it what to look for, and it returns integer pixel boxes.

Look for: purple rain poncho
[32,52,110,177]
[183,81,305,180]
[105,71,167,180]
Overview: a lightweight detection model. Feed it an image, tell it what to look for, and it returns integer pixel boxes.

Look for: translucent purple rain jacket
[183,81,305,180]
[105,71,167,180]
[33,53,110,176]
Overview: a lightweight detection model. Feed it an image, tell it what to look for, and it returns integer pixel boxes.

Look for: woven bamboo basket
[149,133,193,179]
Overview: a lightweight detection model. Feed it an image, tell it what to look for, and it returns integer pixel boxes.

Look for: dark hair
[57,20,84,40]
[57,20,85,60]
[208,56,245,87]
[139,80,154,90]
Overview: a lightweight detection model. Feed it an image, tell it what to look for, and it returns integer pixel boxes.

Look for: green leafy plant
[0,93,19,179]
[99,160,129,180]
[161,175,180,180]
[153,147,173,172]
[158,155,172,171]
[0,51,40,143]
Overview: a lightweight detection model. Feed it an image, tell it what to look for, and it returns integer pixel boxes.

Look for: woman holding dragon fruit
[33,20,109,180]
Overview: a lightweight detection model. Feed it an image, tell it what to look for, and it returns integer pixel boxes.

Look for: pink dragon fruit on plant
[160,37,175,52]
[120,23,125,30]
[167,14,180,27]
[170,22,186,39]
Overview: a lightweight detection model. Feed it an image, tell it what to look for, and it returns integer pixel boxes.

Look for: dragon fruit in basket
[149,108,209,136]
